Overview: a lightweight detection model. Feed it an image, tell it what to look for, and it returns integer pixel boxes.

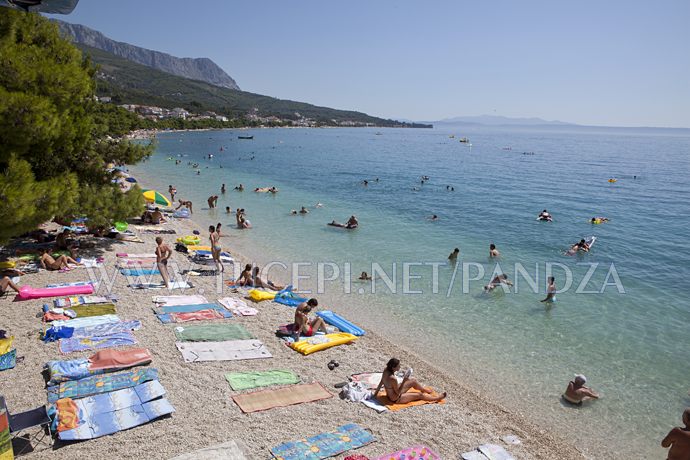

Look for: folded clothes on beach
[233,382,331,414]
[176,340,272,362]
[170,440,248,460]
[58,331,138,354]
[174,324,253,342]
[156,309,230,323]
[374,445,441,460]
[290,333,358,355]
[47,368,159,403]
[129,281,192,290]
[57,380,174,440]
[270,423,375,460]
[152,294,208,305]
[153,303,223,314]
[224,370,300,391]
[218,297,258,316]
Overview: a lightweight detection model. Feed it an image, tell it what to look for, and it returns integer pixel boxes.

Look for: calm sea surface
[131,126,690,458]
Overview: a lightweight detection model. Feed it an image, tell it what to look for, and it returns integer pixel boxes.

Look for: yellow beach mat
[248,289,277,302]
[185,245,211,252]
[377,388,446,411]
[290,333,357,355]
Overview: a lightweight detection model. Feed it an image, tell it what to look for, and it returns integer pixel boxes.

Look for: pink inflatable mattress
[17,284,95,300]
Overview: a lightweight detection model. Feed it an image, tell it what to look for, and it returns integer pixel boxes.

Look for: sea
[129,125,690,458]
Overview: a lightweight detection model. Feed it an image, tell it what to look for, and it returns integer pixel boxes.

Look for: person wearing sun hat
[563,374,600,405]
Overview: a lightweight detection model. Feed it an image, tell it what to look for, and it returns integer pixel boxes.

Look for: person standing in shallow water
[448,248,460,262]
[541,276,557,303]
[489,243,500,258]
[662,408,690,460]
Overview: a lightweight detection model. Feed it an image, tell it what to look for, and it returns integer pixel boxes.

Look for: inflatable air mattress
[18,284,94,300]
[290,333,358,355]
[316,311,365,336]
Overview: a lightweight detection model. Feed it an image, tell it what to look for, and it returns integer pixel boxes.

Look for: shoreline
[0,207,587,459]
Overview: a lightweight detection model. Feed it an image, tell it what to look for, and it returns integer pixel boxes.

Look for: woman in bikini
[209,225,223,273]
[373,358,446,404]
[39,249,80,271]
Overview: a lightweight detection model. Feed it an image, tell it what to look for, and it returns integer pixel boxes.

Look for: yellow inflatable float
[0,261,16,269]
[248,289,278,302]
[608,178,617,183]
[291,333,358,355]
[176,235,201,246]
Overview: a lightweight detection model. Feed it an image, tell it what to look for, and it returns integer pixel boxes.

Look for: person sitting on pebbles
[373,358,446,404]
[294,298,328,338]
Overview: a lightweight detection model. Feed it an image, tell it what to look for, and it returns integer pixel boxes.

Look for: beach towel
[46,358,100,385]
[51,314,120,329]
[46,280,97,288]
[59,331,137,354]
[218,297,258,316]
[375,389,445,411]
[233,382,331,413]
[270,423,375,460]
[224,370,300,391]
[56,398,80,432]
[374,445,441,460]
[54,295,115,307]
[88,348,152,371]
[461,444,515,460]
[116,253,157,258]
[47,368,159,403]
[154,303,223,314]
[129,281,191,290]
[70,320,141,339]
[152,294,208,305]
[181,269,218,277]
[174,324,254,342]
[156,309,230,323]
[57,380,174,440]
[70,303,117,317]
[176,340,271,362]
[351,373,383,389]
[171,440,248,460]
[120,268,160,276]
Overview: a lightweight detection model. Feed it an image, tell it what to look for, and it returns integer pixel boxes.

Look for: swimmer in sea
[538,209,552,222]
[429,214,438,221]
[590,217,609,224]
[290,210,297,215]
[489,243,500,258]
[485,274,513,291]
[448,248,460,261]
[346,215,358,229]
[315,202,323,208]
[359,271,372,281]
[540,276,557,302]
[299,206,309,214]
[571,239,590,253]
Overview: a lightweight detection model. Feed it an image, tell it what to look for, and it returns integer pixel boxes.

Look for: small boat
[238,135,254,140]
[459,137,470,143]
[375,132,383,136]
[449,135,455,138]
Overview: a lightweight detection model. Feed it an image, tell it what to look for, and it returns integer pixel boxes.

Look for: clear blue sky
[48,0,689,127]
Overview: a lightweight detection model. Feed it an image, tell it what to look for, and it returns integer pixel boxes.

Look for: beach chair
[0,396,53,456]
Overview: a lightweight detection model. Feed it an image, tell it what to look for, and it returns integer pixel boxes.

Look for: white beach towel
[170,440,248,460]
[152,295,208,306]
[218,297,258,316]
[176,340,272,362]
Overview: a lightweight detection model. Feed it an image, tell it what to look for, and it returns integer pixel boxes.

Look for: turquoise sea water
[131,126,690,458]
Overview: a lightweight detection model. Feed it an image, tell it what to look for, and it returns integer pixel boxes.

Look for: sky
[47,0,690,127]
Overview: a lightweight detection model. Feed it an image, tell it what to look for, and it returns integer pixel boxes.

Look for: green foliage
[81,44,431,128]
[0,11,151,242]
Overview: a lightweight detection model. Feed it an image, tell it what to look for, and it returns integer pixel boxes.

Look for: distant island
[429,114,573,127]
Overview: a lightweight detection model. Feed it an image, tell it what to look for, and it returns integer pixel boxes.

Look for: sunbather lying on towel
[252,266,284,290]
[294,298,328,338]
[39,249,81,271]
[373,358,446,404]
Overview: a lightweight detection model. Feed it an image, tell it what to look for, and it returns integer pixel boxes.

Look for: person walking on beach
[294,298,328,338]
[662,408,690,460]
[155,237,172,288]
[448,248,460,262]
[169,185,176,201]
[489,243,500,258]
[373,358,446,404]
[562,374,599,405]
[541,276,557,302]
[215,222,223,237]
[209,225,223,273]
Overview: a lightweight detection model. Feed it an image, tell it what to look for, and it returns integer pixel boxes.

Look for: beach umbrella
[142,189,171,207]
[125,177,137,183]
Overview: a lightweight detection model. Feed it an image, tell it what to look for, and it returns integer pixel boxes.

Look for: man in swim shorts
[294,298,328,338]
[155,237,172,288]
[662,408,690,460]
[563,374,599,404]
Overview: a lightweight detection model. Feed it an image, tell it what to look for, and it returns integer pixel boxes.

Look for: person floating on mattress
[293,298,328,339]
[538,209,553,221]
[484,274,513,292]
[39,249,81,271]
[590,217,609,224]
[562,374,599,405]
[373,358,446,404]
[570,239,590,253]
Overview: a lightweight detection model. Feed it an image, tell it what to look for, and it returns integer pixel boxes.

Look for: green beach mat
[70,303,117,317]
[174,324,254,342]
[224,370,300,391]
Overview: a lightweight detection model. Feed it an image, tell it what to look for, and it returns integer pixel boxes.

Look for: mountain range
[55,20,240,90]
[431,115,573,126]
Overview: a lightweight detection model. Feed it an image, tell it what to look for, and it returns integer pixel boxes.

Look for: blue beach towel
[153,303,222,314]
[58,331,137,354]
[120,268,160,276]
[271,423,375,460]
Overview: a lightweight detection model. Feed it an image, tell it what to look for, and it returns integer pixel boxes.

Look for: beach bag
[0,349,17,371]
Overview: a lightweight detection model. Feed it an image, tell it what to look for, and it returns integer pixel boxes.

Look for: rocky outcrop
[55,20,240,90]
